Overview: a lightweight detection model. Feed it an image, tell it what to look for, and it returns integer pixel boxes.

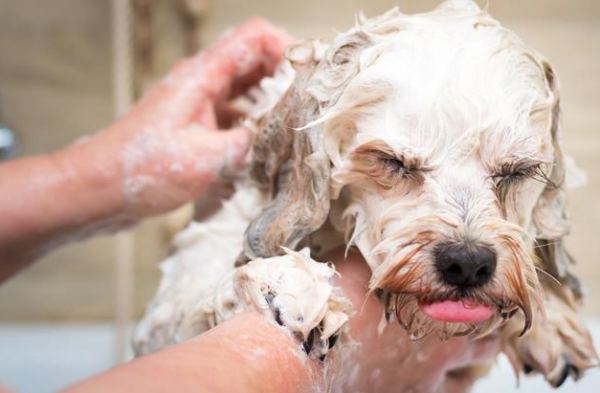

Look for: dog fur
[134,0,598,389]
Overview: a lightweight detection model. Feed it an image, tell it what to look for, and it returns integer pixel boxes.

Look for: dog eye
[380,156,406,173]
[350,148,426,190]
[374,153,412,179]
[373,153,424,188]
[492,164,540,187]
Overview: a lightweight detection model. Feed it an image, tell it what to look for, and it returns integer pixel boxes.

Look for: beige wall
[0,0,598,321]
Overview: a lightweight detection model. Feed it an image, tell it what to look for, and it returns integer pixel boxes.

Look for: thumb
[185,126,252,179]
[218,127,253,174]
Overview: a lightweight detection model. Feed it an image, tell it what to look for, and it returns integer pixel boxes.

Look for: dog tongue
[418,299,493,323]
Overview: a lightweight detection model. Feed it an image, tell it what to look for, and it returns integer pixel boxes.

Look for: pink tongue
[418,300,493,323]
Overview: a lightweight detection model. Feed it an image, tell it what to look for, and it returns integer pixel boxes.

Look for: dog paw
[503,292,599,387]
[210,247,354,359]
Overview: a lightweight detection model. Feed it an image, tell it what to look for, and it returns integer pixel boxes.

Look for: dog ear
[240,35,372,262]
[531,60,583,303]
[240,40,329,262]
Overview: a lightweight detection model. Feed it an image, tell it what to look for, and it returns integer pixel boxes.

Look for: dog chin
[379,292,508,341]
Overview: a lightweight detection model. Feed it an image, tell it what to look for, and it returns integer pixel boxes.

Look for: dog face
[244,0,573,340]
[325,26,556,338]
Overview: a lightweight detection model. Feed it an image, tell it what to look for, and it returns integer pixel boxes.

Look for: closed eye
[350,148,425,189]
[492,162,556,189]
[377,153,407,173]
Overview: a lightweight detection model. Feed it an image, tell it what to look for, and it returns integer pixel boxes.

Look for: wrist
[0,139,129,280]
[49,133,135,235]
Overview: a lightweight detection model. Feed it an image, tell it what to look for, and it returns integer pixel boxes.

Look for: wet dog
[134,1,598,388]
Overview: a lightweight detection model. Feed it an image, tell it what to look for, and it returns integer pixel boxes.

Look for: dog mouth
[377,289,507,340]
[417,298,494,323]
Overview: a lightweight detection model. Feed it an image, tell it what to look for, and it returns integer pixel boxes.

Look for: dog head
[243,0,575,340]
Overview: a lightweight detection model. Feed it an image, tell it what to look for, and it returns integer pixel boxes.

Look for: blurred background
[0,0,598,392]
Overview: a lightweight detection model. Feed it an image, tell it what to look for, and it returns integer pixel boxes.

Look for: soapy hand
[0,19,292,280]
[94,18,292,218]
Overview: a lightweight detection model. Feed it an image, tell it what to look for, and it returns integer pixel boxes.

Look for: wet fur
[241,0,597,386]
[135,0,598,388]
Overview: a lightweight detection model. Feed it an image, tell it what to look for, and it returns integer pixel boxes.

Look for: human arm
[59,249,500,393]
[0,19,292,282]
[59,312,323,393]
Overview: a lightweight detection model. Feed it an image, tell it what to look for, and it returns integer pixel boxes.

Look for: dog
[133,0,598,389]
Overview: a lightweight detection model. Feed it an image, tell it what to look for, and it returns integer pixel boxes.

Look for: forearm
[60,313,323,393]
[0,136,127,281]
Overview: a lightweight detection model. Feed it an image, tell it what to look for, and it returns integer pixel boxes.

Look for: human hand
[329,248,501,393]
[64,18,292,219]
[0,19,292,279]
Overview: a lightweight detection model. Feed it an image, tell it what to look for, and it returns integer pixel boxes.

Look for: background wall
[0,0,598,324]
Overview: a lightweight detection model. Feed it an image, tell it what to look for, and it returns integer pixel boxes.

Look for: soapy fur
[134,0,597,388]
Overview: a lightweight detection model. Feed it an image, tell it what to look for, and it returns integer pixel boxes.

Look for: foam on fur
[134,0,597,387]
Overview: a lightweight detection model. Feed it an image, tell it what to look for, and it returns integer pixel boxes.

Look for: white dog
[133,0,598,388]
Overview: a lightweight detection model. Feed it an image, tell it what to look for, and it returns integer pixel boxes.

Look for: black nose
[435,243,497,288]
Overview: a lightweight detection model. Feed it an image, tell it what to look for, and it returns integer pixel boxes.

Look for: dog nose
[435,243,497,287]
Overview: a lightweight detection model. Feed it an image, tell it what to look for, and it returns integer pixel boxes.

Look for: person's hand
[52,17,291,223]
[0,19,292,279]
[84,18,292,218]
[329,248,501,393]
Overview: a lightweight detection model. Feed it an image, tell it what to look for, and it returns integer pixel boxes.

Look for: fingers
[185,125,252,174]
[198,17,294,99]
[185,126,250,218]
[216,126,253,172]
[139,19,293,130]
[194,99,218,130]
